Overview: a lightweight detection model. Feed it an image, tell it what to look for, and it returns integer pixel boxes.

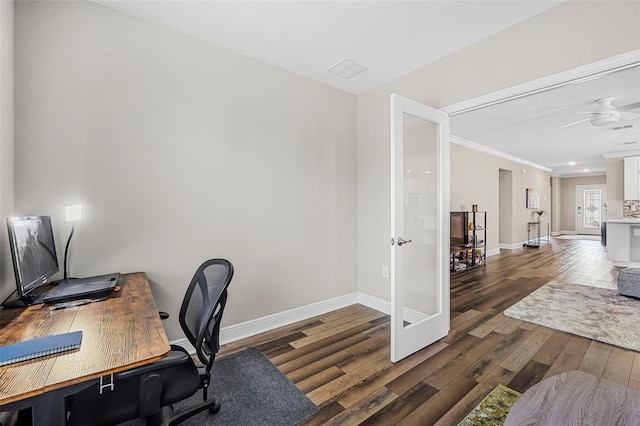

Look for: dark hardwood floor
[219,237,634,425]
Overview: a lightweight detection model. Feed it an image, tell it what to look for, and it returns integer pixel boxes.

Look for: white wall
[13,1,357,340]
[0,0,14,305]
[357,1,640,302]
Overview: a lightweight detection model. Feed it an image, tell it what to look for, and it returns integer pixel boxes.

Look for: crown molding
[551,172,606,178]
[451,135,553,172]
[443,50,640,116]
[603,150,640,159]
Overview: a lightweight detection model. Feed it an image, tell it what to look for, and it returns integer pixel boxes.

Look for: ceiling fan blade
[620,102,640,112]
[561,117,592,128]
[620,111,640,120]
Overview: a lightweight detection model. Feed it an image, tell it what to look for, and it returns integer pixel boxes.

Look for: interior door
[390,94,450,363]
[576,184,607,235]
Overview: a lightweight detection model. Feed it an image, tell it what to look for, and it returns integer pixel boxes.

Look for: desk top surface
[0,272,170,405]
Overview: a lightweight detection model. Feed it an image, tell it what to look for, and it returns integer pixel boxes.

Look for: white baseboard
[170,285,461,352]
[500,242,525,250]
[356,291,390,315]
[487,248,501,257]
[219,292,358,345]
[558,230,577,235]
[170,291,402,351]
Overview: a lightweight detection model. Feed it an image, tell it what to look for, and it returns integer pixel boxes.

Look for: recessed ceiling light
[425,171,431,174]
[584,169,590,172]
[569,162,576,166]
[327,59,368,79]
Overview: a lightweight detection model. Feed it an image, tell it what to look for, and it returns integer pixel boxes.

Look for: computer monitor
[5,216,59,306]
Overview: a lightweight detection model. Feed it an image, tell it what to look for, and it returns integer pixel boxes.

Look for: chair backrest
[179,258,234,367]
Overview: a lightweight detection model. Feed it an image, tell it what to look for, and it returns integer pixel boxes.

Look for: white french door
[390,94,450,363]
[576,184,607,235]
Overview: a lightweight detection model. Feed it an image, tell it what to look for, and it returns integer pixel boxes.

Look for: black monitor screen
[6,216,59,298]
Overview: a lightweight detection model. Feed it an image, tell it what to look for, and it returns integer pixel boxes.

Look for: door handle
[396,237,413,246]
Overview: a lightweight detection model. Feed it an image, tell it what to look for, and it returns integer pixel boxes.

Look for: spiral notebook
[0,330,83,367]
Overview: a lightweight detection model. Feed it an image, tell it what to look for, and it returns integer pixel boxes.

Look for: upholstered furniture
[505,371,640,425]
[618,267,640,298]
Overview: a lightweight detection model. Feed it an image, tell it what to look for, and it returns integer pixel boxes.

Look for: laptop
[43,273,120,304]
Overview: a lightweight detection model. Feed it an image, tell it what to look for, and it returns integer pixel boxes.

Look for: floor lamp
[63,204,82,282]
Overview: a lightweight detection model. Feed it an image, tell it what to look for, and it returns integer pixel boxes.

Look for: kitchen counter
[605,218,640,224]
[605,219,640,267]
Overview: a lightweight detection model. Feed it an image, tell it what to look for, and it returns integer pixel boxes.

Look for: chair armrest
[115,349,190,379]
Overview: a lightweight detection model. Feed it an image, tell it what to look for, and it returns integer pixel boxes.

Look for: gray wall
[0,0,14,305]
[12,1,357,340]
[357,0,640,302]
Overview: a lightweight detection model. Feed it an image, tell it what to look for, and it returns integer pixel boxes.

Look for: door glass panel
[402,112,439,326]
[583,189,601,229]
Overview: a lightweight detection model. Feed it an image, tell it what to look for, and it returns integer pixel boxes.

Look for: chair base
[163,399,220,426]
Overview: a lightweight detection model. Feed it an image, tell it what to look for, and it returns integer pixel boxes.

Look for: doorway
[499,169,513,247]
[576,184,607,235]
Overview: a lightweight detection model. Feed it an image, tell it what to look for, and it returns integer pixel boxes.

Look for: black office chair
[67,258,234,426]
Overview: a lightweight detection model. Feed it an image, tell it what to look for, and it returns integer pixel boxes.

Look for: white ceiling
[92,0,563,94]
[451,65,640,176]
[92,0,640,177]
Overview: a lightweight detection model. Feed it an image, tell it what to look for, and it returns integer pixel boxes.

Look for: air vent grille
[612,124,634,131]
[327,59,368,79]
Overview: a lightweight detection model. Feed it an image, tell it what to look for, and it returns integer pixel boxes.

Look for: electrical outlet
[382,265,389,277]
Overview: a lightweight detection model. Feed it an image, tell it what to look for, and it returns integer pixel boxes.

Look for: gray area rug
[504,281,640,351]
[121,348,316,425]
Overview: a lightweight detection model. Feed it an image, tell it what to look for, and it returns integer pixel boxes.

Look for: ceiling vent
[612,124,634,131]
[327,59,368,79]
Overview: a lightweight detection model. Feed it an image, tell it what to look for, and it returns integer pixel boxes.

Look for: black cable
[63,224,75,282]
[0,288,17,307]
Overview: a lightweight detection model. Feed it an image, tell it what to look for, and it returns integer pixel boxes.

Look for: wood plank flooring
[218,237,631,425]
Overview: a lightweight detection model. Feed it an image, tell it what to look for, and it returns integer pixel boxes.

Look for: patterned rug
[458,384,521,426]
[504,281,640,351]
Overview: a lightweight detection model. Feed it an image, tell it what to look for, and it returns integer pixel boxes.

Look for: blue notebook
[0,330,83,367]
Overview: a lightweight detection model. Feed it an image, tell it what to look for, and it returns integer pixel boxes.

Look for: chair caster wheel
[209,401,221,414]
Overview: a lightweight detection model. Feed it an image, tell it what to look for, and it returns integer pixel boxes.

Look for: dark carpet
[121,348,317,425]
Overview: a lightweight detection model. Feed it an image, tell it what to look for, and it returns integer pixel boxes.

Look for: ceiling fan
[562,97,640,128]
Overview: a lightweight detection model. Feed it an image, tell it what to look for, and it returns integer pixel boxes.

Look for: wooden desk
[0,272,170,424]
